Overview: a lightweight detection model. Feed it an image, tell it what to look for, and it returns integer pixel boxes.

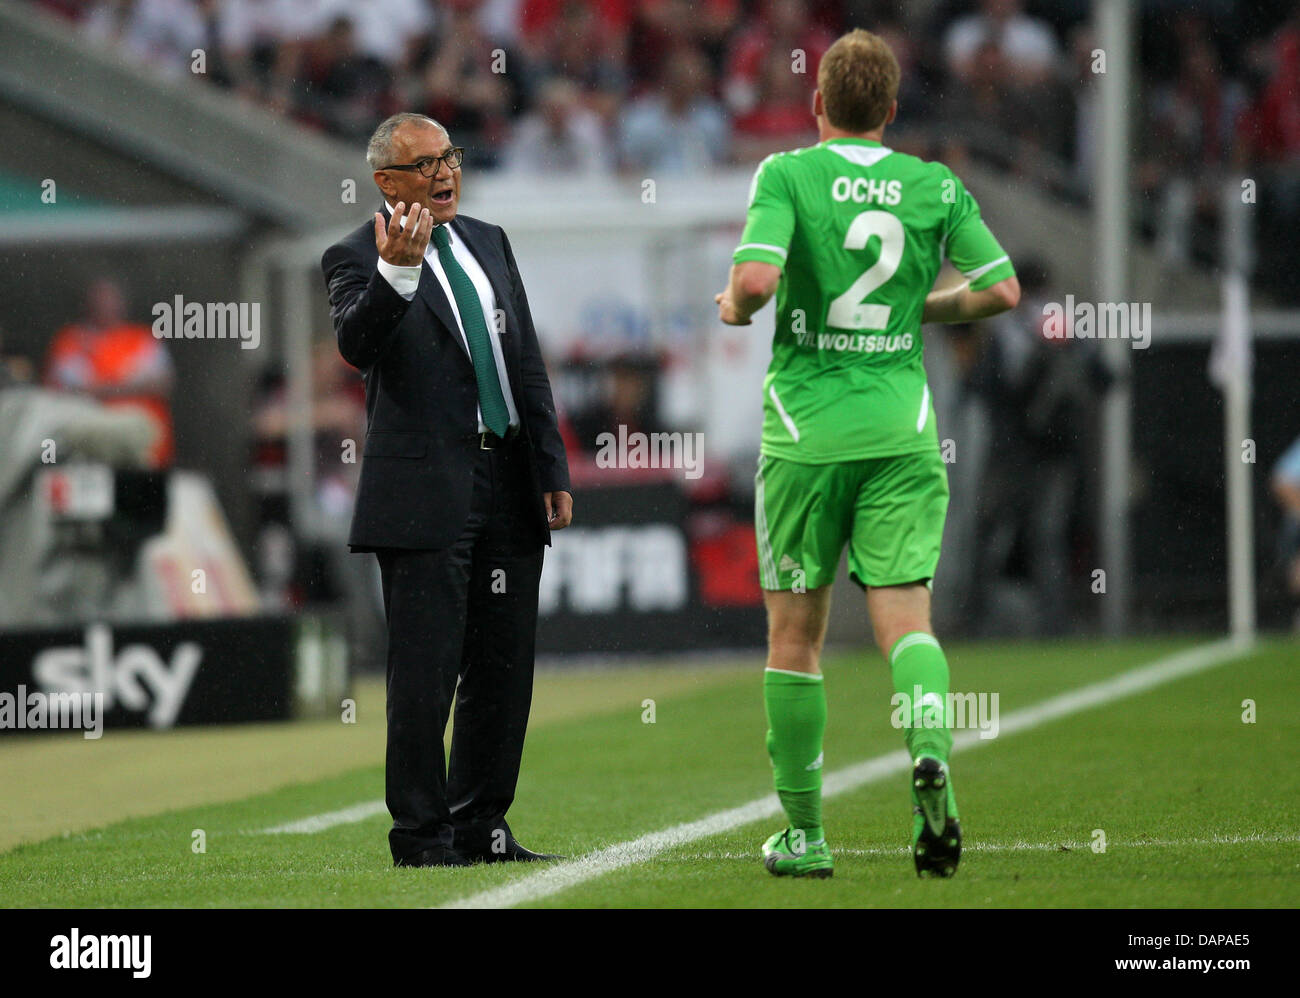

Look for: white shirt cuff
[377,258,421,300]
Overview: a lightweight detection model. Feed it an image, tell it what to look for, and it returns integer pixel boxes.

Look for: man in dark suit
[321,112,572,868]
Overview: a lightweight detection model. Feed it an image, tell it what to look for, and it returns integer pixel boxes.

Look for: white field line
[686,833,1300,860]
[440,637,1254,909]
[259,800,387,835]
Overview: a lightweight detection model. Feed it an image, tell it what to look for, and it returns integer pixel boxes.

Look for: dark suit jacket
[321,210,570,552]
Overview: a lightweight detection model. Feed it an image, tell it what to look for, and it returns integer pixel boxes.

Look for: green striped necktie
[431,224,509,436]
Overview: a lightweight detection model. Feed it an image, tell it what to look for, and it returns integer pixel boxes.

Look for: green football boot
[911,756,961,878]
[762,828,834,878]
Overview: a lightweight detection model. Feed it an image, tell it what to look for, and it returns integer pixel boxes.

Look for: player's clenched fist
[374,201,433,267]
[714,290,752,326]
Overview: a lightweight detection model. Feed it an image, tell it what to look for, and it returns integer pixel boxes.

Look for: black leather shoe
[463,837,563,863]
[394,845,471,868]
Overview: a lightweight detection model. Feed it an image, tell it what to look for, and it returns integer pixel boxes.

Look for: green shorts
[754,449,949,591]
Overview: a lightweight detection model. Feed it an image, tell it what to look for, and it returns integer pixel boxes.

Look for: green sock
[889,631,953,764]
[763,668,826,840]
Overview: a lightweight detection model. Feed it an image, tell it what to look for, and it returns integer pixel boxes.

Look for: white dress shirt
[376,206,520,433]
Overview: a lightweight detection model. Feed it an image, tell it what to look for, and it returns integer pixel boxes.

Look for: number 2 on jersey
[826,210,904,331]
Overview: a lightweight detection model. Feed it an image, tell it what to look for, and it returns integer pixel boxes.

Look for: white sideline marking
[441,637,1254,909]
[688,833,1300,860]
[260,800,387,835]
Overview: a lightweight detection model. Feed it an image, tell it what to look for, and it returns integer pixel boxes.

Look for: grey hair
[366,113,446,171]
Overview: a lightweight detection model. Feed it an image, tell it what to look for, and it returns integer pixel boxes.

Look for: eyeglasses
[383,147,464,177]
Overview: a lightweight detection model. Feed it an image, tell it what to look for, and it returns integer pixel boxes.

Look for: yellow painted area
[0,658,757,851]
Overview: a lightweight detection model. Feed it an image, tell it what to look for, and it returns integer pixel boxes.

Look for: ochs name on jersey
[830,176,903,206]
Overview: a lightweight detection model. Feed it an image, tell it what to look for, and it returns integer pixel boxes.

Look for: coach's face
[374,122,460,226]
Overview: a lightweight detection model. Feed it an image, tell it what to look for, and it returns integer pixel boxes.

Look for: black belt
[473,425,520,450]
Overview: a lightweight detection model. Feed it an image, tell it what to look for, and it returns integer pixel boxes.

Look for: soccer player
[715,29,1020,878]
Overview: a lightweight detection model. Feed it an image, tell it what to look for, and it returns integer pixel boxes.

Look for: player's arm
[717,261,781,325]
[922,275,1020,323]
[719,155,793,326]
[929,169,1019,323]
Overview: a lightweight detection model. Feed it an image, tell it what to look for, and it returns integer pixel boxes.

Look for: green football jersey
[733,137,1015,463]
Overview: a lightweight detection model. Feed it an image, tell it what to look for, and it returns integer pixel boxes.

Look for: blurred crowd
[1274,434,1300,627]
[938,257,1113,635]
[12,1,1300,636]
[30,0,1300,297]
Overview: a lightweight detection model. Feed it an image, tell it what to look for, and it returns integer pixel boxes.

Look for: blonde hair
[817,29,900,133]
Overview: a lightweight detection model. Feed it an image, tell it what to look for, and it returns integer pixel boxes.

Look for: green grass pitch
[1,636,1296,908]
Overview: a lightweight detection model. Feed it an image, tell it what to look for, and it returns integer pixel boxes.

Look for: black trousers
[375,435,544,863]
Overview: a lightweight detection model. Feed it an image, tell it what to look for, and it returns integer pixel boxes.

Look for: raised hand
[374,201,433,267]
